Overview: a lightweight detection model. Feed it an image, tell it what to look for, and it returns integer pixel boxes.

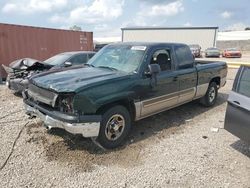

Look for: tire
[97,105,131,149]
[200,82,218,107]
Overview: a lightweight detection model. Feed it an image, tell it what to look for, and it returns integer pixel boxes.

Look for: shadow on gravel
[27,93,228,170]
[13,92,22,98]
[127,93,228,145]
[230,140,250,158]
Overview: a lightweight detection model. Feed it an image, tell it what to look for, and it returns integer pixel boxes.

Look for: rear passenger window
[175,45,194,69]
[237,66,250,98]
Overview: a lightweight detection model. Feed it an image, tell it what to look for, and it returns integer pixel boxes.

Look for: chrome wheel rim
[209,87,216,103]
[105,114,125,141]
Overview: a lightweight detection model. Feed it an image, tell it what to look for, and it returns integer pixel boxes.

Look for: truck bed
[195,60,226,65]
[195,60,227,86]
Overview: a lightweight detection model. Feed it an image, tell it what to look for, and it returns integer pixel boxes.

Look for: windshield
[87,45,146,73]
[227,48,237,51]
[189,45,200,49]
[208,48,219,50]
[44,54,71,66]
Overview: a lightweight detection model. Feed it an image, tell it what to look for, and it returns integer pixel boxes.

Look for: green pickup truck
[23,42,227,148]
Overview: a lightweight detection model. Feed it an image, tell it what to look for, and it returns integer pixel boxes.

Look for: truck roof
[108,42,188,48]
[60,51,96,55]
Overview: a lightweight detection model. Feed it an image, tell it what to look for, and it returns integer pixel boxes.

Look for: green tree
[69,25,82,31]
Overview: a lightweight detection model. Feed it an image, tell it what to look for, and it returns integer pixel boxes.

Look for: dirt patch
[44,131,143,172]
[25,121,143,171]
[26,121,43,135]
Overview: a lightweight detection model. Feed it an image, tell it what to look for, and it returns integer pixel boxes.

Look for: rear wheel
[97,105,131,149]
[200,82,218,107]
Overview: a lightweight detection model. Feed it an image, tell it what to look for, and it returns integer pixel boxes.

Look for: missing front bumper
[8,78,29,93]
[24,103,100,138]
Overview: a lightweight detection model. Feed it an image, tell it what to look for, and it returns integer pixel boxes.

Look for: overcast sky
[0,0,249,38]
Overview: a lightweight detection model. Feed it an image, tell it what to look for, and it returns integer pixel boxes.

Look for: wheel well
[210,77,220,86]
[96,99,135,120]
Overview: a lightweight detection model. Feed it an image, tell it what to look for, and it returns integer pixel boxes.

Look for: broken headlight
[57,94,75,114]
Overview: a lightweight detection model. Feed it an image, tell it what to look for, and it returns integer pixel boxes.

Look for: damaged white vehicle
[3,51,95,93]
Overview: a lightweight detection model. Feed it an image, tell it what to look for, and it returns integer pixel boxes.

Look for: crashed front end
[3,58,52,93]
[23,83,101,138]
[5,69,32,92]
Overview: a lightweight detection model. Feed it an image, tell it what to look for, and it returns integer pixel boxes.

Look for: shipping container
[0,23,93,78]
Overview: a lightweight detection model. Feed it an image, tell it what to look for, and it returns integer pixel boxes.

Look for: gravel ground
[0,69,249,188]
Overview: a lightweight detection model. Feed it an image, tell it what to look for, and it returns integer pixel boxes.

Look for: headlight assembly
[58,94,75,114]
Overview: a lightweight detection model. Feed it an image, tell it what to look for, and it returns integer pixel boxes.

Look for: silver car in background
[205,47,220,58]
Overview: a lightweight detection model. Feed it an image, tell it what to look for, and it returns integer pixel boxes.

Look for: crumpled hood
[9,58,41,70]
[31,67,129,93]
[9,58,52,70]
[3,58,53,74]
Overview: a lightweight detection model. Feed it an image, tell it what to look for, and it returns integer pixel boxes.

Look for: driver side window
[150,49,172,71]
[69,54,88,65]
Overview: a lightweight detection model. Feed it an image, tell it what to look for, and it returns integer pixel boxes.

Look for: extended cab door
[224,65,250,143]
[174,45,197,103]
[140,47,179,118]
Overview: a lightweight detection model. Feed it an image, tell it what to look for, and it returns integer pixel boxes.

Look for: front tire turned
[97,105,131,149]
[200,82,218,107]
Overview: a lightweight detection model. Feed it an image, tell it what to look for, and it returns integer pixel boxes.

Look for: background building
[93,36,121,51]
[121,27,218,50]
[0,23,93,78]
[217,30,250,52]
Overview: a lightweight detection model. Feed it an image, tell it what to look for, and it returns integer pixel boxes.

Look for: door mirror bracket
[147,64,161,87]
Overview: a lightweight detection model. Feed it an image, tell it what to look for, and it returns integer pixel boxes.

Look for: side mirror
[64,62,72,67]
[148,64,161,75]
[147,64,161,87]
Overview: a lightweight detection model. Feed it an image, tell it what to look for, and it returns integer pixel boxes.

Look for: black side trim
[24,99,101,123]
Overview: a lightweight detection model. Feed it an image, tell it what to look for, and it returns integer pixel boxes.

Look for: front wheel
[97,105,131,149]
[200,82,218,107]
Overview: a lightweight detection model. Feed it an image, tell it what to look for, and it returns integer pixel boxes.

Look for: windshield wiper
[97,66,118,71]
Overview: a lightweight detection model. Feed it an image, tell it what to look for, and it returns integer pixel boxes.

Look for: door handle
[233,101,240,105]
[229,100,241,108]
[173,76,178,81]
